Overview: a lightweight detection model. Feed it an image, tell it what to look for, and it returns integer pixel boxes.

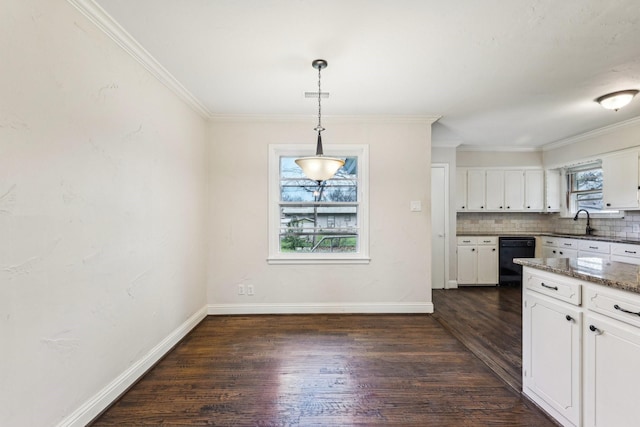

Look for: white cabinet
[602,150,640,210]
[466,170,486,210]
[456,169,468,211]
[610,242,640,265]
[557,238,578,258]
[456,167,545,212]
[504,170,525,211]
[525,169,545,211]
[523,290,582,427]
[577,240,610,260]
[545,169,562,212]
[457,236,498,286]
[584,285,640,427]
[485,170,505,210]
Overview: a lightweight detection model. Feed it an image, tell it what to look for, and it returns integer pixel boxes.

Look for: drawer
[611,243,640,259]
[578,240,610,254]
[557,238,578,250]
[586,286,640,328]
[457,236,477,245]
[477,236,497,245]
[540,237,558,247]
[524,269,582,306]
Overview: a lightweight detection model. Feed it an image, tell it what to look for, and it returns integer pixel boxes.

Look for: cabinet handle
[471,248,475,252]
[541,282,558,291]
[563,243,571,246]
[507,206,510,209]
[552,250,557,254]
[614,304,640,317]
[481,206,484,209]
[462,206,465,209]
[527,206,531,209]
[589,325,601,334]
[589,246,598,249]
[559,251,564,255]
[499,206,503,209]
[566,315,573,321]
[625,250,637,254]
[548,205,551,209]
[606,203,611,207]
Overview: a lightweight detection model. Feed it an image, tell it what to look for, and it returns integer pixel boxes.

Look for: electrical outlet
[247,285,254,296]
[238,284,245,295]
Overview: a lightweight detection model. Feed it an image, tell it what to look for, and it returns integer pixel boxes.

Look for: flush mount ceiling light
[596,90,639,111]
[295,59,345,183]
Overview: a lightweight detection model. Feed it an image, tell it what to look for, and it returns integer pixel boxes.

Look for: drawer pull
[545,241,553,244]
[614,304,640,317]
[589,246,598,249]
[625,250,637,254]
[589,325,601,334]
[565,315,573,322]
[541,282,558,291]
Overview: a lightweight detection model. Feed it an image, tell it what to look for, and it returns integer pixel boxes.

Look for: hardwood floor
[92,302,554,425]
[432,286,524,392]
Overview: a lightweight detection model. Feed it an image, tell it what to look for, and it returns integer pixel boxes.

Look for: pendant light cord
[314,62,325,156]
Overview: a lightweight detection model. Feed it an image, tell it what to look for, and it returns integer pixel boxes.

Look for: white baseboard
[57,306,208,427]
[208,302,434,315]
[446,280,459,289]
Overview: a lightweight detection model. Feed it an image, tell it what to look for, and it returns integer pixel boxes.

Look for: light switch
[410,201,422,212]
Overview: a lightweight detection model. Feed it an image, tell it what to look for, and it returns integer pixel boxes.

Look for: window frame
[563,161,623,218]
[268,144,370,264]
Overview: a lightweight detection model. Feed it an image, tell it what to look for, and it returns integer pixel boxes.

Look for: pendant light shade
[596,90,639,111]
[295,59,345,182]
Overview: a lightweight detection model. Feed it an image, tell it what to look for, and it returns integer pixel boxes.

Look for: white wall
[543,117,640,167]
[208,117,434,313]
[457,150,543,167]
[0,1,208,425]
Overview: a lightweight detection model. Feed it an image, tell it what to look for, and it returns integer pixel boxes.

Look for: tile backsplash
[457,212,640,239]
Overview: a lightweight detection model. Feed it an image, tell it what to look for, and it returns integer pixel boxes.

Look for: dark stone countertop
[514,257,640,295]
[456,232,640,245]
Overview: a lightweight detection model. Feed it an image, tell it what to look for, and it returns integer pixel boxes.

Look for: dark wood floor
[432,286,524,392]
[92,291,554,426]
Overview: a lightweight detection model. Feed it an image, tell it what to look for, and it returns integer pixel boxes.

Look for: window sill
[267,256,371,265]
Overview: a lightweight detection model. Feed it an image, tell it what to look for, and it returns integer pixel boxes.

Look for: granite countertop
[457,232,640,245]
[514,257,640,295]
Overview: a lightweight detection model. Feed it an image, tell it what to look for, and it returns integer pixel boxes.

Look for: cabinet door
[545,169,562,212]
[525,170,544,211]
[485,170,505,211]
[457,245,477,285]
[466,170,486,210]
[456,169,468,211]
[477,245,498,284]
[542,246,558,258]
[557,248,578,258]
[504,170,525,211]
[584,313,640,427]
[602,151,640,210]
[523,292,582,426]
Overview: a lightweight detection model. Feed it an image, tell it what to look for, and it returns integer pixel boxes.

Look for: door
[431,165,449,289]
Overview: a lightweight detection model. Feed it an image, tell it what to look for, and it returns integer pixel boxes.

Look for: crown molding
[66,0,212,119]
[209,114,442,124]
[457,144,542,152]
[542,115,640,152]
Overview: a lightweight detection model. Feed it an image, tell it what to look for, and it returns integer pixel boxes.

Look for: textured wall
[208,118,433,312]
[0,1,208,425]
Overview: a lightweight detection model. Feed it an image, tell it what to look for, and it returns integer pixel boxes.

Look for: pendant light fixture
[596,89,639,111]
[295,59,345,183]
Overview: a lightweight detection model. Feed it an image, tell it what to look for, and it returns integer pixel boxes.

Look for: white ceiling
[93,0,640,149]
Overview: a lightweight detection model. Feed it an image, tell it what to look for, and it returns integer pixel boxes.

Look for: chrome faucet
[574,209,595,235]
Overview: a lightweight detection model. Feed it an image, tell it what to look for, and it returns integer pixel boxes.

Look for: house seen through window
[566,161,618,215]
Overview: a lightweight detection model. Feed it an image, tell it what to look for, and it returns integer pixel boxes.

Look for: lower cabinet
[523,266,640,427]
[523,272,582,427]
[457,236,498,285]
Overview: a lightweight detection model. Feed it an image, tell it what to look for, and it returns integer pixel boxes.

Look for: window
[268,144,369,264]
[565,162,619,215]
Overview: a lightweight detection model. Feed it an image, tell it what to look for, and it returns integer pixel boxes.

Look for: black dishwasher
[499,237,536,286]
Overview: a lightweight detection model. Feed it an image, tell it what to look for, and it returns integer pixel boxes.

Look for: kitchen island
[514,257,640,427]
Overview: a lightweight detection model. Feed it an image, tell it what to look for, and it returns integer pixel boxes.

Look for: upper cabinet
[602,150,640,210]
[545,169,561,212]
[456,167,544,213]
